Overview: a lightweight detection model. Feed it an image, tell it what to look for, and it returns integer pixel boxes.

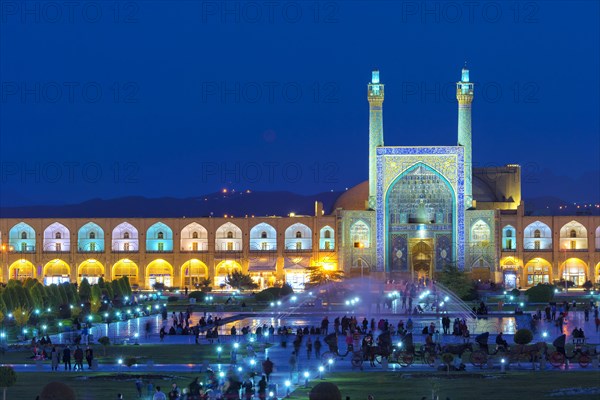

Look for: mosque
[1,68,599,290]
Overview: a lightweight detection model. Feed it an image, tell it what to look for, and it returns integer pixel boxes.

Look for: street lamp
[303,371,309,388]
[318,365,324,379]
[217,346,222,360]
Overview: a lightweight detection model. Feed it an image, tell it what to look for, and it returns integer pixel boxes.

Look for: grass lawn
[1,343,270,365]
[291,371,600,399]
[4,372,204,399]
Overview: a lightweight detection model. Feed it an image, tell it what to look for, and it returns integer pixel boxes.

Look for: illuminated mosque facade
[1,68,599,290]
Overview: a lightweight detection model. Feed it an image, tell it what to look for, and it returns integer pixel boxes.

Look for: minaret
[456,64,474,209]
[368,69,384,210]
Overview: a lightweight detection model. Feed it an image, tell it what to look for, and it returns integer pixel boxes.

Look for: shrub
[188,291,206,302]
[167,296,179,303]
[514,329,533,345]
[39,381,76,400]
[309,382,342,400]
[525,284,555,303]
[255,287,281,302]
[124,357,137,367]
[582,280,593,291]
[510,288,521,298]
[280,283,294,297]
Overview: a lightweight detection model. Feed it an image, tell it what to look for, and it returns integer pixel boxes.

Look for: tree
[90,285,102,314]
[225,271,258,291]
[79,278,92,302]
[198,278,212,291]
[12,306,30,329]
[0,366,17,400]
[305,266,344,287]
[435,263,478,301]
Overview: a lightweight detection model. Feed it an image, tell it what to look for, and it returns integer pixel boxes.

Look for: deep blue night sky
[1,1,598,207]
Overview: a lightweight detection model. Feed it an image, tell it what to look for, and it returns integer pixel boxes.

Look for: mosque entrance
[410,239,433,280]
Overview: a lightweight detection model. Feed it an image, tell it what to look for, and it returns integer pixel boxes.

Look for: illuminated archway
[146,259,174,288]
[560,258,587,287]
[499,256,521,289]
[181,222,209,252]
[319,226,335,250]
[214,260,242,288]
[43,259,71,285]
[112,259,139,286]
[8,222,36,252]
[8,259,35,280]
[350,220,371,248]
[249,223,277,251]
[523,221,552,250]
[43,222,71,252]
[559,221,588,250]
[215,222,243,251]
[77,222,105,252]
[112,222,139,252]
[181,259,209,288]
[596,262,600,283]
[502,225,516,251]
[284,223,312,250]
[78,259,105,284]
[524,258,552,286]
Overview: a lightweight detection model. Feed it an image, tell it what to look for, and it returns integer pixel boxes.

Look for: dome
[333,181,368,210]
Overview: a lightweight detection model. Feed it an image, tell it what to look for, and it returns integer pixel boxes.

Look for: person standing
[262,357,274,382]
[85,346,94,369]
[257,376,267,400]
[242,378,253,400]
[153,386,167,400]
[306,337,313,360]
[74,346,84,371]
[50,346,59,371]
[314,337,322,359]
[63,345,72,371]
[135,377,143,398]
[288,352,297,378]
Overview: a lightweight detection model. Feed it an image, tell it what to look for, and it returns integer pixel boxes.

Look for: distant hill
[0,190,597,219]
[0,190,342,218]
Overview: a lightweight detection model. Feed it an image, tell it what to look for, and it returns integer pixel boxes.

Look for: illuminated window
[227,242,233,251]
[506,230,512,238]
[534,240,540,250]
[124,232,130,239]
[21,242,26,252]
[324,230,331,239]
[56,243,61,252]
[296,242,302,250]
[21,232,27,240]
[227,231,233,239]
[124,243,130,251]
[295,231,302,238]
[261,231,267,239]
[158,242,164,251]
[325,241,331,250]
[261,242,268,250]
[89,232,96,239]
[55,232,62,239]
[534,229,541,238]
[192,231,198,239]
[471,220,491,243]
[571,240,576,250]
[506,239,512,249]
[569,230,577,238]
[157,232,164,239]
[90,242,96,251]
[192,242,198,251]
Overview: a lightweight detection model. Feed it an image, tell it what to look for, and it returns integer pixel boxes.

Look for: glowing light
[250,359,256,366]
[318,366,324,372]
[217,346,222,353]
[327,358,333,365]
[291,296,297,302]
[219,371,225,378]
[542,332,548,338]
[118,358,123,365]
[276,301,281,306]
[234,343,239,349]
[501,359,505,364]
[372,70,380,84]
[285,380,291,387]
[303,371,309,378]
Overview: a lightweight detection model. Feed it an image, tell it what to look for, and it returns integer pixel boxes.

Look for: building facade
[1,68,599,290]
[0,206,337,290]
